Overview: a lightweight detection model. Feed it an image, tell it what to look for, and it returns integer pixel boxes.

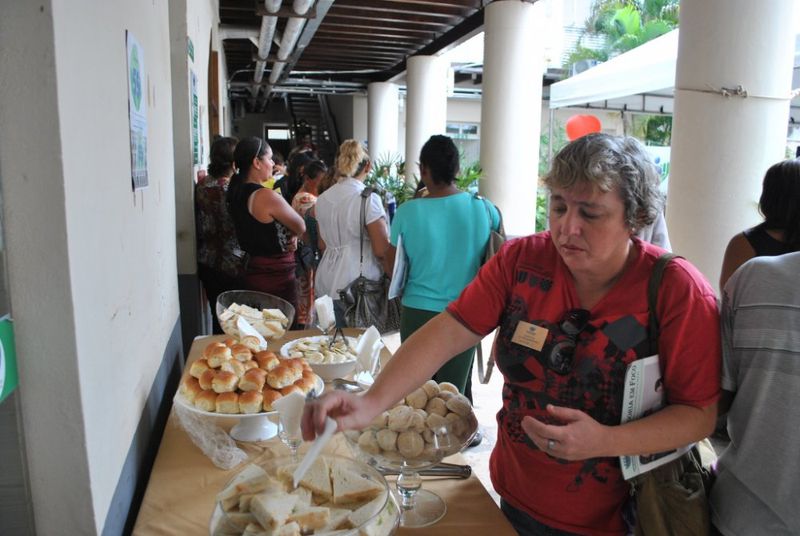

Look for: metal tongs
[380,462,472,479]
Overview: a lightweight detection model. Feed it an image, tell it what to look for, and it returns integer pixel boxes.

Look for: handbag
[295,213,320,277]
[630,253,713,536]
[338,188,401,334]
[474,194,506,384]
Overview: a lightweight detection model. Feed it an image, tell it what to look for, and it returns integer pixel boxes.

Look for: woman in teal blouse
[384,135,500,400]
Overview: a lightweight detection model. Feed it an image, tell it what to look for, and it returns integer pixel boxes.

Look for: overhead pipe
[259,0,314,109]
[249,0,282,108]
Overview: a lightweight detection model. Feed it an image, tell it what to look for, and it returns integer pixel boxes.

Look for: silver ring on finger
[547,439,556,452]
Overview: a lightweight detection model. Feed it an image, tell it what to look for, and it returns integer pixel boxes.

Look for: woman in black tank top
[720,159,800,289]
[226,137,306,314]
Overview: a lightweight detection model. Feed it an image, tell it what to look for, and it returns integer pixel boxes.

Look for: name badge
[511,321,548,351]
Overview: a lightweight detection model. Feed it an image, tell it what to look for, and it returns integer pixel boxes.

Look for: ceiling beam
[377,6,485,82]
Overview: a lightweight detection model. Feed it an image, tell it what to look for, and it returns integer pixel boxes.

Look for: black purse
[337,188,401,334]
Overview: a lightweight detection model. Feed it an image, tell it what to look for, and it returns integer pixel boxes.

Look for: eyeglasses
[544,308,590,375]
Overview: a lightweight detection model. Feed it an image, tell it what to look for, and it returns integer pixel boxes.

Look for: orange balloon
[565,114,602,141]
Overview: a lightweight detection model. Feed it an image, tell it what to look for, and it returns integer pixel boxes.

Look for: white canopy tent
[549,29,679,113]
[548,28,800,119]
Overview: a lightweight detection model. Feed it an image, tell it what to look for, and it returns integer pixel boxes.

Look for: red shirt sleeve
[447,237,523,336]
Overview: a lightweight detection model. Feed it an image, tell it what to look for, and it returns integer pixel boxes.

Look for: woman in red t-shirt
[302,134,721,536]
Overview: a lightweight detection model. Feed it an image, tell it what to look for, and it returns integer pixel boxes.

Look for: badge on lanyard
[511,321,549,351]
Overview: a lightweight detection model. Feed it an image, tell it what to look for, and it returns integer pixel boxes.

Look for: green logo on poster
[130,47,142,111]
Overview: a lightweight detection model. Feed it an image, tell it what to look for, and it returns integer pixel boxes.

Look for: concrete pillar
[480,0,544,236]
[667,0,796,290]
[368,82,400,163]
[404,55,448,184]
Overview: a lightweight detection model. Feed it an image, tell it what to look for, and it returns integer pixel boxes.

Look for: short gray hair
[543,133,664,230]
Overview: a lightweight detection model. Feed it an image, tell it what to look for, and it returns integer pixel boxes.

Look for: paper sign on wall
[126,30,149,190]
[0,318,19,403]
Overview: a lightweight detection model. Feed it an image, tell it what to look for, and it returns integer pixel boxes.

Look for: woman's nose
[561,209,582,236]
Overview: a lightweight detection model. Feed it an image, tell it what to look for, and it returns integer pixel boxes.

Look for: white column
[480,0,544,236]
[368,82,399,162]
[404,55,448,184]
[667,0,796,290]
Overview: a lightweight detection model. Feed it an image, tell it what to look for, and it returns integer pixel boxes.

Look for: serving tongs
[379,462,472,479]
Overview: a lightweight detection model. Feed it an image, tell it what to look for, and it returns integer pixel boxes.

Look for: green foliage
[365,152,417,206]
[455,161,482,193]
[564,45,608,69]
[565,0,678,70]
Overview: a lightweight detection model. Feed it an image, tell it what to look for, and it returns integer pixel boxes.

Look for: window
[446,122,479,140]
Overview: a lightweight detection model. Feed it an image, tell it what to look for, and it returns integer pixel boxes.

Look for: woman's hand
[301,391,380,441]
[520,404,611,461]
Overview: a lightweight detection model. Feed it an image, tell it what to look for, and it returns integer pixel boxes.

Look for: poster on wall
[191,70,200,165]
[126,30,148,190]
[0,317,18,404]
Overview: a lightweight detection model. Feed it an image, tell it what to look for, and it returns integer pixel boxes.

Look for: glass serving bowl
[216,290,296,339]
[344,411,478,528]
[208,455,399,536]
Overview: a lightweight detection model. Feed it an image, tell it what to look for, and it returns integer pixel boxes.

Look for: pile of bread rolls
[179,338,318,415]
[348,380,476,463]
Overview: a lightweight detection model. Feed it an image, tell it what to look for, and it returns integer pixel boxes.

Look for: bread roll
[239,391,263,414]
[180,377,203,403]
[220,359,246,378]
[216,392,240,414]
[189,358,210,379]
[240,336,261,352]
[212,371,239,393]
[239,368,267,392]
[438,381,459,394]
[199,369,216,391]
[357,431,381,455]
[397,431,425,458]
[194,390,217,412]
[387,406,414,432]
[370,411,389,429]
[267,364,302,389]
[202,341,227,359]
[207,344,233,368]
[426,413,448,433]
[254,350,280,371]
[301,369,316,382]
[242,360,258,371]
[445,412,468,437]
[230,344,253,362]
[425,397,448,417]
[223,337,237,347]
[280,384,303,397]
[294,376,316,395]
[405,388,428,410]
[410,409,427,433]
[421,379,440,399]
[436,390,455,402]
[262,389,283,411]
[445,394,472,417]
[286,358,305,374]
[376,429,398,452]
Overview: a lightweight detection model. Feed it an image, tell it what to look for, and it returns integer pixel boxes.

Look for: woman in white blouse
[314,139,390,300]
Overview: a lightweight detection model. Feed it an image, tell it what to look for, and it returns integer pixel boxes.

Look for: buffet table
[133,330,515,536]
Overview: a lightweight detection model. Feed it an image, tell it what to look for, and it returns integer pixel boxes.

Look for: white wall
[0,0,180,533]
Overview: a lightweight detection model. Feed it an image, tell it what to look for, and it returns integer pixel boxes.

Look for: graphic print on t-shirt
[494,264,650,490]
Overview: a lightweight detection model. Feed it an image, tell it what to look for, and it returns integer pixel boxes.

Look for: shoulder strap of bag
[647,253,679,355]
[357,187,373,277]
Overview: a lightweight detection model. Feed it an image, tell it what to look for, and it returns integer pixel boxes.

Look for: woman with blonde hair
[314,140,390,302]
